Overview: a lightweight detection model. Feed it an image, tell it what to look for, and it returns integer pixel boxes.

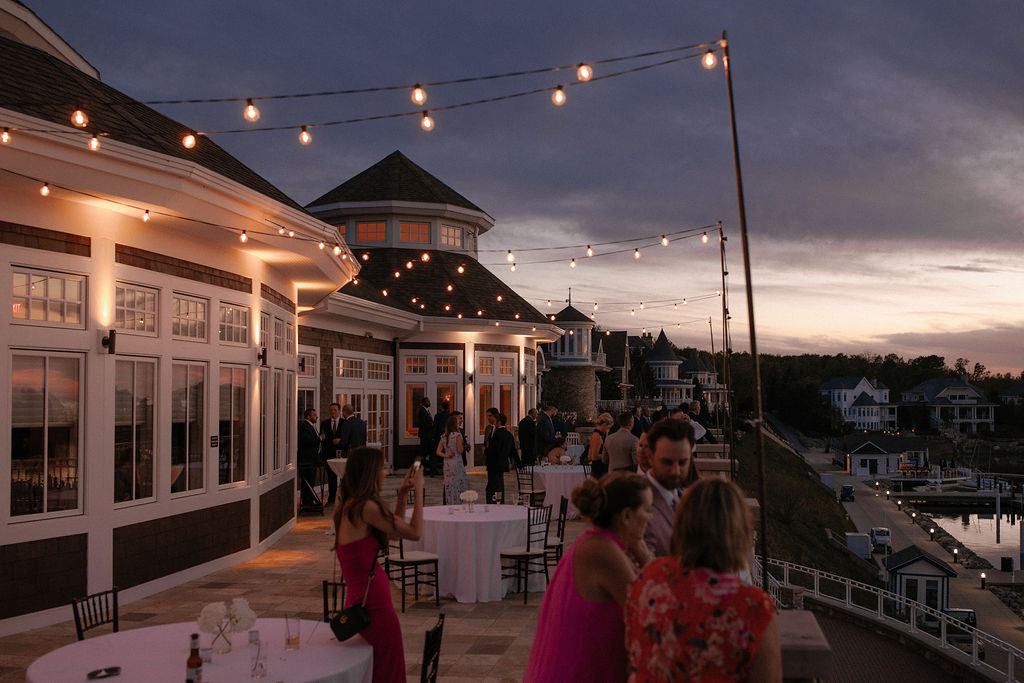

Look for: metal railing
[751,556,1024,681]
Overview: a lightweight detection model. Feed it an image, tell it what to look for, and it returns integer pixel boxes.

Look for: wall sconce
[521,375,528,384]
[101,329,116,355]
[466,374,473,383]
[298,356,307,373]
[257,347,268,367]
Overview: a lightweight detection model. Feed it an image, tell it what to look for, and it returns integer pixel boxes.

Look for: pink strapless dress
[336,535,404,683]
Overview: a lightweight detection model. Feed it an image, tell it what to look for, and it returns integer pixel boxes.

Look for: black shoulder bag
[330,549,377,641]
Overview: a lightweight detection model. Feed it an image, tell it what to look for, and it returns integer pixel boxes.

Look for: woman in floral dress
[625,478,781,682]
[437,415,469,504]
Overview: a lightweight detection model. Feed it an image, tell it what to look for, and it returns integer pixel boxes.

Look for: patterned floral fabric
[625,558,774,682]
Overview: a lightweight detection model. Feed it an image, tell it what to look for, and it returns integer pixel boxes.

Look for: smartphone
[411,458,422,473]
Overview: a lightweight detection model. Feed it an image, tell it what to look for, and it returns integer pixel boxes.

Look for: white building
[646,330,694,406]
[901,377,995,434]
[820,376,897,430]
[885,545,956,612]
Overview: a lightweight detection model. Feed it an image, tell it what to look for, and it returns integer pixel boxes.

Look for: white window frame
[440,225,463,247]
[219,303,250,346]
[171,360,206,496]
[113,357,157,507]
[171,293,208,342]
[11,267,86,329]
[114,281,159,336]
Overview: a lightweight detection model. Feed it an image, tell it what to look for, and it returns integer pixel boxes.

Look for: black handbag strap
[358,548,376,608]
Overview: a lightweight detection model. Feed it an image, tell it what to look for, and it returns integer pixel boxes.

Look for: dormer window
[357,221,386,241]
[440,225,463,247]
[400,222,430,243]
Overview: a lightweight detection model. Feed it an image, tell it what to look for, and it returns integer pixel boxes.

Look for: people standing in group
[535,403,558,460]
[687,400,718,444]
[626,478,781,682]
[587,412,613,479]
[523,472,655,682]
[670,405,707,442]
[630,406,644,438]
[417,396,434,472]
[429,400,451,476]
[643,418,699,558]
[552,411,568,440]
[334,447,425,683]
[437,415,470,504]
[320,403,344,505]
[606,412,639,472]
[297,409,320,507]
[485,413,516,503]
[518,408,537,466]
[338,404,367,452]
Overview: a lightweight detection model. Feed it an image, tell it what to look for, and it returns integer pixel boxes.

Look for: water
[925,509,1024,567]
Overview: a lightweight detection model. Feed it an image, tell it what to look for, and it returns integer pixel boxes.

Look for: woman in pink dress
[524,472,655,682]
[334,447,424,683]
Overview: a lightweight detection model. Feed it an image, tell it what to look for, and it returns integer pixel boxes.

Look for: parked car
[839,484,855,502]
[944,608,984,660]
[870,527,891,552]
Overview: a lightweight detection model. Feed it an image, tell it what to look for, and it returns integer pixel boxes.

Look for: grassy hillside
[732,429,882,586]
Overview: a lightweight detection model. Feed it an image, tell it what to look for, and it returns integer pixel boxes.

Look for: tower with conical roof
[647,329,694,407]
[539,304,609,422]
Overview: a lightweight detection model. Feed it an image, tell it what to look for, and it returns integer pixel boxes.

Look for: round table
[535,465,588,519]
[326,458,348,479]
[405,504,547,602]
[26,618,372,683]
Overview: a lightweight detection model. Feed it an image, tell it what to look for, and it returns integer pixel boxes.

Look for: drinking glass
[250,641,268,678]
[284,615,300,651]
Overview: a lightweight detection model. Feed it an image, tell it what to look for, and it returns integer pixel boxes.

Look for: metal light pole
[720,30,770,591]
[717,220,735,479]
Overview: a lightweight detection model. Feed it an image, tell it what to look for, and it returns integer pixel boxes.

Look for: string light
[673,303,678,310]
[444,304,451,311]
[661,235,669,246]
[510,262,516,272]
[446,284,454,292]
[382,289,388,296]
[182,133,197,149]
[577,63,593,81]
[318,240,325,250]
[457,313,463,319]
[497,295,503,301]
[288,230,295,237]
[495,321,500,326]
[142,210,150,222]
[586,245,593,257]
[299,126,312,145]
[362,252,370,261]
[394,271,401,278]
[333,245,342,256]
[546,300,552,307]
[239,230,248,243]
[477,310,483,316]
[406,261,414,269]
[702,50,717,69]
[593,303,598,311]
[1,128,10,144]
[514,313,520,319]
[634,248,641,259]
[87,135,100,151]
[550,315,556,321]
[70,109,88,128]
[279,227,286,235]
[506,249,515,262]
[551,86,566,106]
[569,258,576,269]
[421,252,430,262]
[243,99,260,122]
[457,265,465,273]
[411,85,427,105]
[702,232,709,244]
[421,111,434,131]
[630,308,635,316]
[568,329,574,335]
[639,301,644,310]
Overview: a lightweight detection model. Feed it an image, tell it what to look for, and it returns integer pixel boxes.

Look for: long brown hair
[670,478,751,573]
[333,447,391,547]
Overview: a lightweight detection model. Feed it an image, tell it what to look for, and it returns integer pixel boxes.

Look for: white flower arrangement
[560,454,572,465]
[459,490,479,503]
[197,598,257,652]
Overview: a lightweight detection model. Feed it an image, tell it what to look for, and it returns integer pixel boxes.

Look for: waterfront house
[901,377,995,434]
[884,544,957,612]
[820,376,897,430]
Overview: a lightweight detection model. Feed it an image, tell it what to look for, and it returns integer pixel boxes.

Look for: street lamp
[981,572,987,589]
[929,527,936,541]
[897,500,903,511]
[886,489,891,501]
[911,512,917,523]
[953,548,959,564]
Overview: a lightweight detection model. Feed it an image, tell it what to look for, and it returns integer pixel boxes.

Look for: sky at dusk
[26,0,1024,374]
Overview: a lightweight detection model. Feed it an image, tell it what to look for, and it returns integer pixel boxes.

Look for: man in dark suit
[297,408,321,507]
[486,413,516,503]
[417,396,434,468]
[429,400,450,476]
[338,403,367,454]
[320,403,344,505]
[515,408,535,467]
[484,407,499,452]
[534,403,558,460]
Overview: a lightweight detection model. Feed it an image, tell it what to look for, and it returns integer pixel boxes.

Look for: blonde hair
[595,412,614,427]
[670,478,751,573]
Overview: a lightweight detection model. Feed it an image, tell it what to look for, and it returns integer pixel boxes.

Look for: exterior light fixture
[421,111,434,131]
[576,64,593,82]
[244,99,260,122]
[551,86,566,106]
[702,50,717,69]
[71,109,88,128]
[101,329,117,355]
[411,85,427,105]
[299,126,312,145]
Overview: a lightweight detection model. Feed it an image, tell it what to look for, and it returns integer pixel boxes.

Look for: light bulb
[677,323,681,328]
[406,261,414,269]
[568,329,574,335]
[394,271,401,278]
[299,126,312,145]
[421,111,434,131]
[590,314,595,320]
[682,298,687,305]
[661,235,669,246]
[569,258,576,269]
[605,330,610,336]
[593,303,598,311]
[495,321,500,326]
[1,128,10,144]
[362,252,370,261]
[411,297,418,303]
[244,99,260,122]
[279,227,286,235]
[382,289,388,296]
[642,328,646,334]
[182,133,197,149]
[477,310,483,316]
[457,265,465,274]
[510,263,516,272]
[552,86,566,106]
[39,182,50,197]
[586,245,593,257]
[634,248,641,259]
[421,252,430,261]
[640,301,644,310]
[546,300,551,307]
[333,245,341,256]
[506,249,515,262]
[458,313,463,319]
[515,313,520,319]
[71,109,88,128]
[288,230,295,237]
[411,85,427,105]
[497,295,503,302]
[673,303,678,310]
[577,63,593,82]
[630,308,635,316]
[318,241,325,250]
[702,232,709,244]
[143,210,150,222]
[702,50,717,69]
[239,230,248,243]
[550,315,556,321]
[446,284,453,292]
[444,304,451,311]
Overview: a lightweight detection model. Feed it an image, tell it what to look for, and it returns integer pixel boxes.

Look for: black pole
[722,30,769,592]
[717,221,735,478]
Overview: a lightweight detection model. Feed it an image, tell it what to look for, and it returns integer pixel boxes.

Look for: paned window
[285,322,295,355]
[285,371,295,466]
[478,384,493,436]
[115,283,157,334]
[499,384,513,420]
[273,317,284,352]
[259,312,270,348]
[478,357,494,375]
[114,359,155,503]
[298,352,317,377]
[172,294,207,341]
[337,357,364,379]
[405,356,427,374]
[357,222,386,241]
[498,359,514,376]
[219,304,249,345]
[440,225,463,247]
[12,269,84,326]
[400,222,430,243]
[368,360,391,381]
[10,353,81,516]
[436,356,457,374]
[218,365,247,484]
[171,362,205,493]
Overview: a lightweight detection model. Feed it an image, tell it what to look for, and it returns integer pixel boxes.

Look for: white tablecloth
[26,618,372,683]
[327,458,348,479]
[405,504,547,602]
[566,444,586,463]
[535,465,588,519]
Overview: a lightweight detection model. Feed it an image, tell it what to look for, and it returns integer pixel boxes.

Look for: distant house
[595,330,630,400]
[647,330,695,406]
[680,351,728,412]
[537,305,609,422]
[1000,384,1024,406]
[884,544,956,612]
[842,433,929,477]
[901,377,995,434]
[820,377,897,430]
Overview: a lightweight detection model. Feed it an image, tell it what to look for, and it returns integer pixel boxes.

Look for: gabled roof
[851,392,879,407]
[338,248,547,324]
[821,376,865,390]
[884,544,957,577]
[306,150,486,215]
[844,433,927,454]
[552,305,593,324]
[0,35,302,211]
[902,377,993,405]
[680,352,715,376]
[647,329,679,363]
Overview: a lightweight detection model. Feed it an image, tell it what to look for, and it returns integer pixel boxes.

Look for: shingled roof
[339,248,548,324]
[307,150,487,215]
[647,329,680,363]
[0,35,302,210]
[551,305,593,324]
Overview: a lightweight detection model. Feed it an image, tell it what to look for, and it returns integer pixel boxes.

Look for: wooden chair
[545,496,570,570]
[500,505,552,604]
[71,588,119,641]
[385,539,440,612]
[565,431,582,446]
[322,580,347,622]
[515,466,546,506]
[420,612,446,683]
